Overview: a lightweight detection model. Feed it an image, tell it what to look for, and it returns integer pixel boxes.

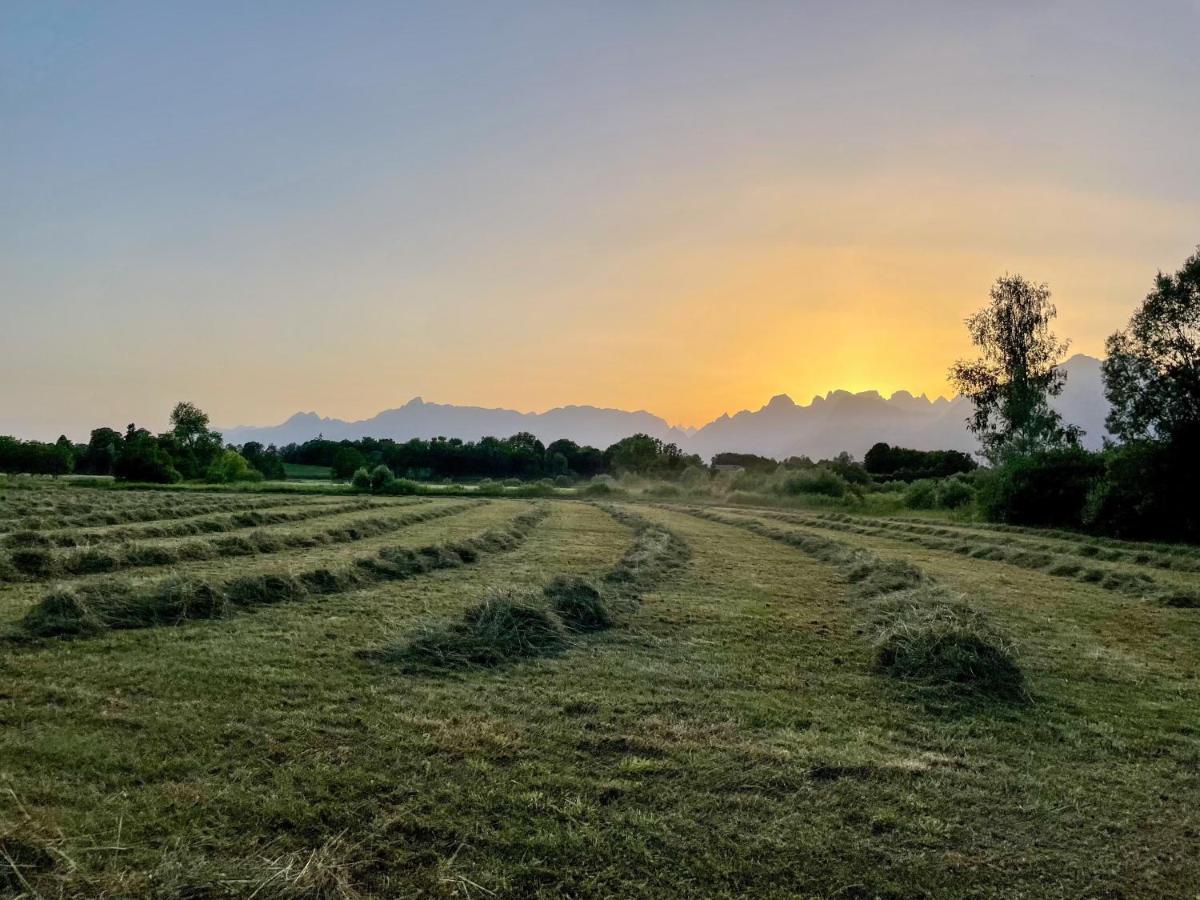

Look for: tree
[950,274,1081,462]
[170,402,212,449]
[1102,247,1200,442]
[79,427,122,475]
[114,424,180,483]
[167,402,223,478]
[205,449,260,483]
[331,444,366,479]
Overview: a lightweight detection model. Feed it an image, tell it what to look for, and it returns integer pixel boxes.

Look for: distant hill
[223,354,1110,460]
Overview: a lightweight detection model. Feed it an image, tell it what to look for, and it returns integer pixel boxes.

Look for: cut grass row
[826,512,1200,573]
[1,500,474,582]
[380,503,692,669]
[754,508,1198,607]
[2,498,391,550]
[12,504,548,639]
[671,506,1027,701]
[887,513,1200,560]
[0,493,334,533]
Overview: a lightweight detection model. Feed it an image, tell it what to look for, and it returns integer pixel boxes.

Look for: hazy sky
[3,1,1199,440]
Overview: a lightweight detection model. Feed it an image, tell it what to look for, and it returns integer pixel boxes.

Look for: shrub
[205,450,262,484]
[935,476,975,509]
[645,483,681,498]
[369,464,395,492]
[976,448,1104,528]
[377,477,419,495]
[544,575,613,632]
[553,474,574,488]
[1082,429,1200,542]
[397,588,566,668]
[779,469,847,498]
[350,467,372,491]
[904,480,937,510]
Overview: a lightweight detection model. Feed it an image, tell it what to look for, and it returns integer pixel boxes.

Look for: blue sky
[3,1,1198,439]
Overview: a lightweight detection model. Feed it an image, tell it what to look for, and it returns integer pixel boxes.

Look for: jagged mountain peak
[222,354,1110,460]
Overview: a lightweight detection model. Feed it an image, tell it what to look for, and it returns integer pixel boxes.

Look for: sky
[3,1,1199,441]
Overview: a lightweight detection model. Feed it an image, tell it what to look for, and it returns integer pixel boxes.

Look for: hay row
[15,505,548,639]
[0,494,322,534]
[674,506,1027,700]
[817,512,1200,572]
[2,499,393,550]
[882,514,1200,561]
[1,501,477,582]
[765,510,1197,608]
[381,503,693,670]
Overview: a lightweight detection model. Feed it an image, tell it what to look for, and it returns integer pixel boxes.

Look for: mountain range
[223,354,1111,461]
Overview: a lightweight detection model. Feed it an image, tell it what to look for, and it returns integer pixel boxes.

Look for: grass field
[283,464,336,482]
[1,484,1197,897]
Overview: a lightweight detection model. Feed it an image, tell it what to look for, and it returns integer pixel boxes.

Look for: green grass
[283,463,335,481]
[0,485,1197,896]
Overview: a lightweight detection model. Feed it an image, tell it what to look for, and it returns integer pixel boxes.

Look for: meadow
[0,480,1197,897]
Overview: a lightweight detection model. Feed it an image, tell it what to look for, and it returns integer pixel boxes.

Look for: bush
[544,575,613,632]
[935,476,975,509]
[350,467,372,491]
[904,480,937,510]
[552,474,574,488]
[205,450,261,484]
[977,448,1104,528]
[1082,427,1200,542]
[369,464,395,491]
[377,477,419,495]
[780,468,847,498]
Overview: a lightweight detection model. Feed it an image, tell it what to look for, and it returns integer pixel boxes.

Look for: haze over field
[3,2,1199,440]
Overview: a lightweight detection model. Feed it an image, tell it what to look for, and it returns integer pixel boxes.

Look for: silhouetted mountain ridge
[223,354,1110,460]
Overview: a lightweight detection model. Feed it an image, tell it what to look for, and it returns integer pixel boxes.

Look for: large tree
[166,401,223,478]
[950,274,1081,463]
[1102,247,1200,442]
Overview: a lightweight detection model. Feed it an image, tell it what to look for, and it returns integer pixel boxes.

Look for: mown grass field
[0,483,1197,897]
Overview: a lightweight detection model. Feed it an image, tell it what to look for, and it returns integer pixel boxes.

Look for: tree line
[948,246,1199,542]
[0,408,703,485]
